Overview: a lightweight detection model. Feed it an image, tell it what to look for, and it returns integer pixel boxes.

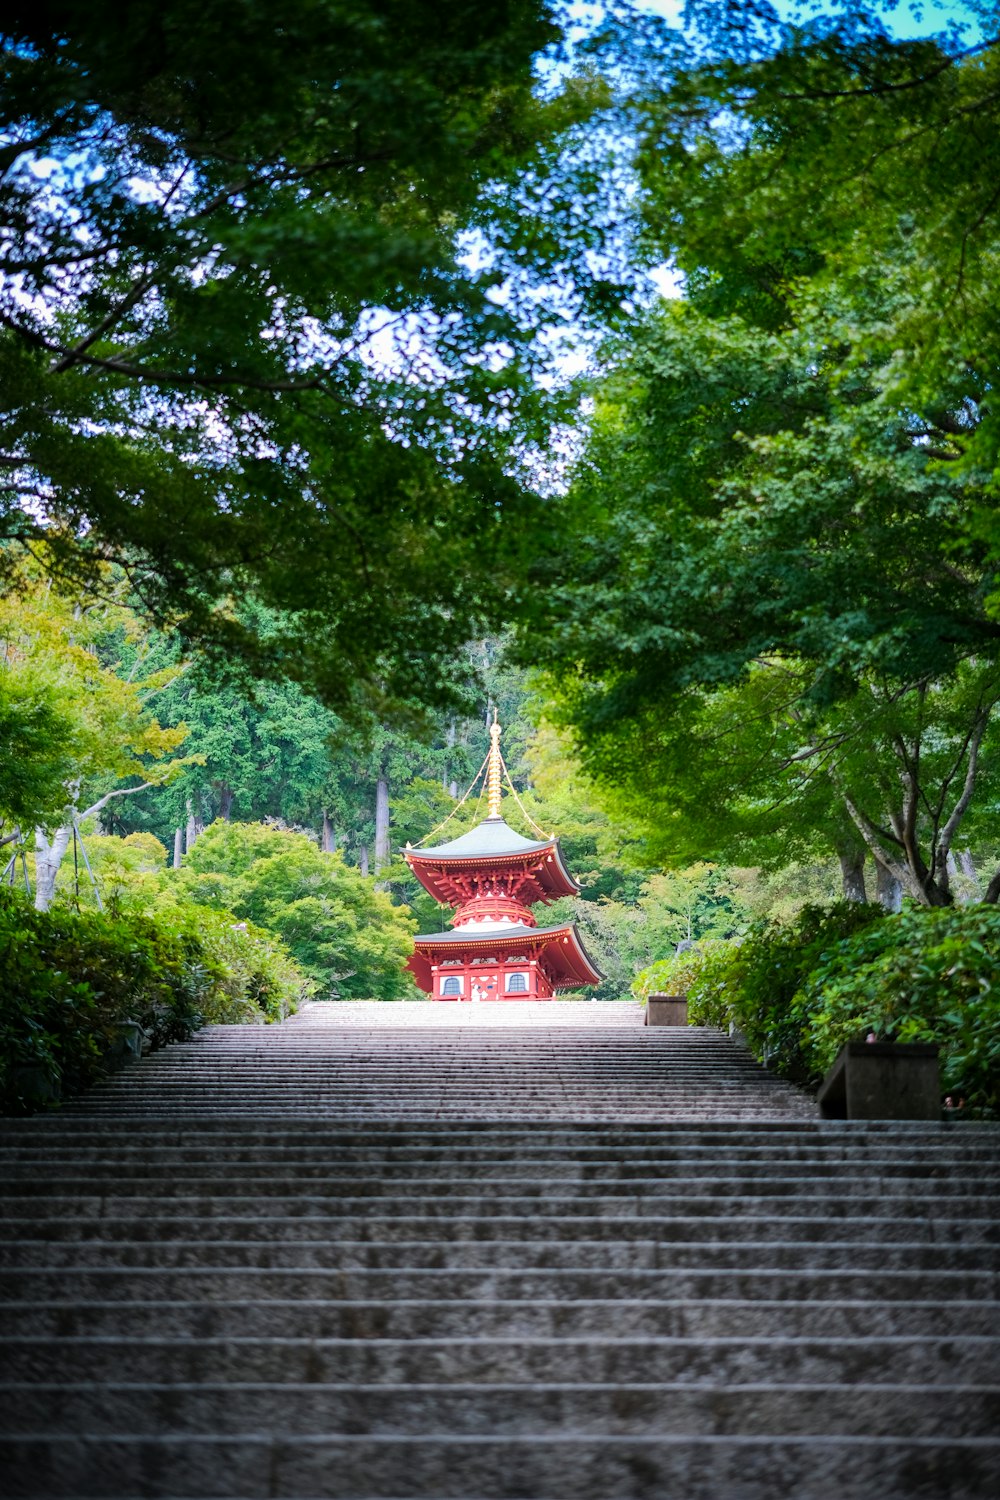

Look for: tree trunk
[958,848,981,896]
[321,810,336,853]
[358,844,369,878]
[443,719,456,792]
[34,824,72,911]
[837,846,868,903]
[874,859,903,913]
[374,775,390,874]
[172,827,183,869]
[217,782,233,821]
[185,801,201,853]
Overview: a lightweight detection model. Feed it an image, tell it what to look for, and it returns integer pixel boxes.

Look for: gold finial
[487,712,502,818]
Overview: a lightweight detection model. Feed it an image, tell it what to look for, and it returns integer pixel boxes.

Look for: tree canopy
[518,4,1000,903]
[0,0,624,723]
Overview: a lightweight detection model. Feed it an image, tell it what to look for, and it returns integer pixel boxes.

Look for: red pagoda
[404,720,602,1000]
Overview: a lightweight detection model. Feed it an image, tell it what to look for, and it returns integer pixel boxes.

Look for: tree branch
[776,40,997,102]
[937,708,988,867]
[78,781,165,823]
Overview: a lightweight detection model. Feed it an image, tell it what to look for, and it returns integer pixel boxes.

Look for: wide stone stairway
[1,1001,999,1498]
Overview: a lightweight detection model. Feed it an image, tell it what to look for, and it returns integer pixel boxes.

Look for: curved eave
[412,922,602,990]
[405,839,579,904]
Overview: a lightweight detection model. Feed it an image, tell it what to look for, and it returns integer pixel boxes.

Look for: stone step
[4,1432,1000,1500]
[4,1173,990,1201]
[2,1381,997,1440]
[4,1265,995,1303]
[4,1212,994,1244]
[8,1296,999,1341]
[1,1193,990,1226]
[3,1140,994,1164]
[7,1119,983,1141]
[1,1008,997,1500]
[4,1334,999,1386]
[3,1238,996,1273]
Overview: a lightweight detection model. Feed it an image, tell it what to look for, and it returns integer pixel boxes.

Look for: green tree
[523,251,1000,903]
[0,1,624,723]
[176,821,416,998]
[0,556,191,907]
[634,2,1000,485]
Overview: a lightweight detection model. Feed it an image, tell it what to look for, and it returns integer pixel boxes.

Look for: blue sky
[627,0,985,42]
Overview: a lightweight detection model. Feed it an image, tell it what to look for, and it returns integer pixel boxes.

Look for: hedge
[0,889,311,1113]
[640,903,1000,1116]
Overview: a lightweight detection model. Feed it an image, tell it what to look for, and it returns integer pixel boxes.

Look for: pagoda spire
[486,713,503,819]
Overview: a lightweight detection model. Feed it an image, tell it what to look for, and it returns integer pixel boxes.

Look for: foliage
[0,555,191,839]
[634,3,1000,488]
[518,9,1000,903]
[668,899,1000,1115]
[176,821,417,999]
[0,887,308,1114]
[524,209,1000,902]
[682,904,887,1080]
[0,0,625,723]
[0,670,78,834]
[631,938,734,1004]
[796,906,1000,1114]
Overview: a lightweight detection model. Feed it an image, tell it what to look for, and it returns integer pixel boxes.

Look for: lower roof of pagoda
[415,919,549,945]
[412,920,603,988]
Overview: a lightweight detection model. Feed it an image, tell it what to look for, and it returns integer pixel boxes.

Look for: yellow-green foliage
[632,940,733,1004]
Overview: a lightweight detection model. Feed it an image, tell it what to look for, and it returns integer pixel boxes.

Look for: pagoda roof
[410,920,602,990]
[406,816,579,903]
[414,919,548,944]
[411,815,552,862]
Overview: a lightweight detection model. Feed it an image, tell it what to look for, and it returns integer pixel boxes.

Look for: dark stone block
[645,995,688,1027]
[817,1042,940,1121]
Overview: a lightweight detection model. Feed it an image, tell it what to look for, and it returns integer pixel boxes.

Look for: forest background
[4,0,1000,1110]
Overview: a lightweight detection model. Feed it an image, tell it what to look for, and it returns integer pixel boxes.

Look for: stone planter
[817,1041,940,1121]
[645,994,688,1027]
[102,1021,149,1073]
[11,1065,61,1107]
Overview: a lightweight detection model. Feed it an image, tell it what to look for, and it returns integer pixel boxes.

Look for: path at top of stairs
[298,1000,647,1027]
[1,1003,999,1499]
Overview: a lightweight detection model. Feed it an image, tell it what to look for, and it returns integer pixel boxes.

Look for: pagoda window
[441,976,462,996]
[505,972,528,993]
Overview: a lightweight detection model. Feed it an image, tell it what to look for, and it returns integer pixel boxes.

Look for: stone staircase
[1,1002,998,1497]
[44,1001,816,1122]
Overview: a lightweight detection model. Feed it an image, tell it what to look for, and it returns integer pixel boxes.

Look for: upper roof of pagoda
[405,817,579,904]
[404,716,581,905]
[414,814,548,862]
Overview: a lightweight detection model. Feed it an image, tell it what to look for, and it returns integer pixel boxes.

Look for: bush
[685,904,887,1083]
[663,902,1000,1117]
[632,940,733,1004]
[795,905,1000,1114]
[0,888,311,1114]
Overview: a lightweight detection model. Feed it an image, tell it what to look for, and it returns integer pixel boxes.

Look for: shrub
[687,904,887,1083]
[0,889,211,1112]
[663,902,1000,1117]
[0,888,311,1114]
[795,905,1000,1114]
[632,940,734,1005]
